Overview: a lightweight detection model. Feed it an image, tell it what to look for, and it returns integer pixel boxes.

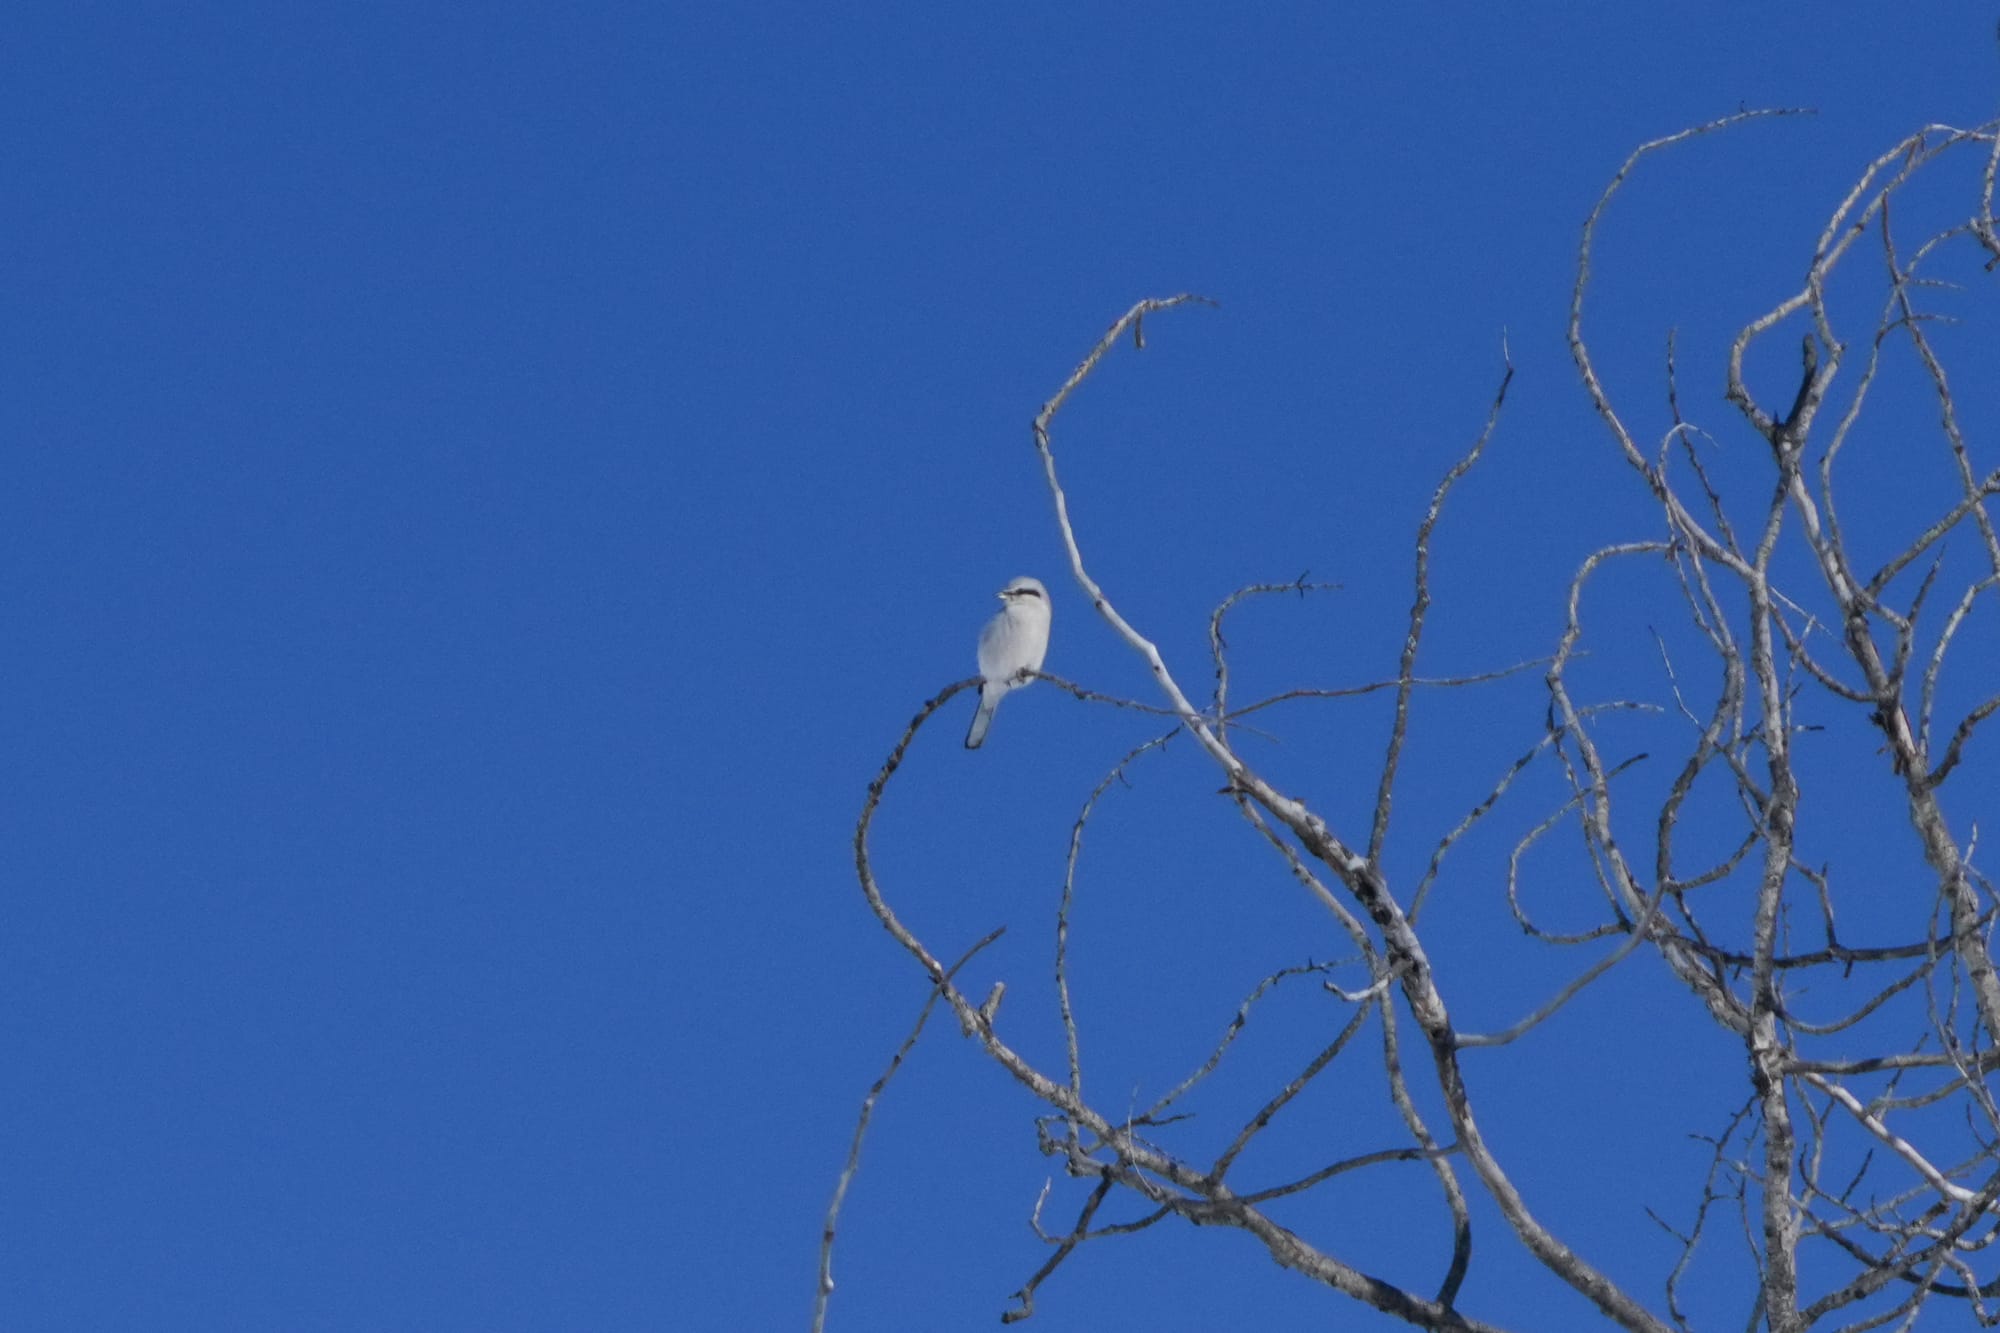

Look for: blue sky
[4,5,1998,1331]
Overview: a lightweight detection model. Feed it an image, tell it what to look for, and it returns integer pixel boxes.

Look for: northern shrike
[965,576,1051,749]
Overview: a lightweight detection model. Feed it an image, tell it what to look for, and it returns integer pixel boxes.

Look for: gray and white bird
[964,576,1052,749]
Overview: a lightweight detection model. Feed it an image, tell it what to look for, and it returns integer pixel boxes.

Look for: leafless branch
[814,928,1005,1333]
[1370,348,1515,863]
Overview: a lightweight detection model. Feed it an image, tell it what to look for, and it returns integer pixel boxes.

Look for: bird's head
[998,576,1049,606]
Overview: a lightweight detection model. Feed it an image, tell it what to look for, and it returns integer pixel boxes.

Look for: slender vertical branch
[1369,350,1514,863]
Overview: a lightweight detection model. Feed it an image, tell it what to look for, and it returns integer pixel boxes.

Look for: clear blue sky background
[4,6,1998,1331]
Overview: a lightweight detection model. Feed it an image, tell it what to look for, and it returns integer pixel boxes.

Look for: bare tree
[822,110,2000,1332]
